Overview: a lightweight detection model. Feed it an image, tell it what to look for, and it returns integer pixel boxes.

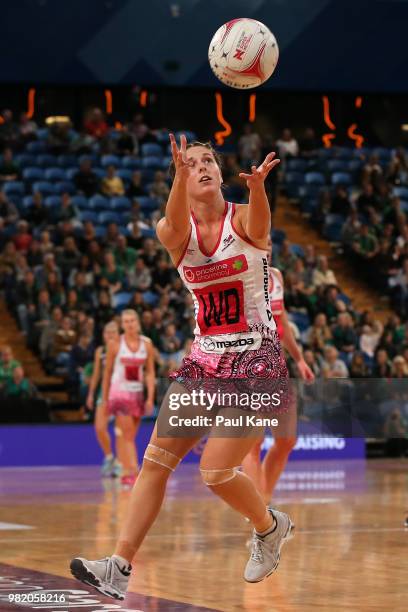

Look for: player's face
[186,146,222,201]
[104,328,119,344]
[121,314,140,334]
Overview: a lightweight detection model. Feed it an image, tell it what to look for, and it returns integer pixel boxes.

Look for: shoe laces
[250,535,264,564]
[100,557,117,584]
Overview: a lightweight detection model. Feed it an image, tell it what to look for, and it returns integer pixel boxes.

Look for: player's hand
[145,398,155,415]
[239,152,280,189]
[296,358,315,384]
[169,133,189,180]
[86,393,94,411]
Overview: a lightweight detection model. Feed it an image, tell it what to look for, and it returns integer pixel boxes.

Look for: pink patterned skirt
[108,390,145,418]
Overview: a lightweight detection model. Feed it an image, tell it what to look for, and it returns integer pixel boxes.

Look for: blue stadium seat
[101,154,121,168]
[37,154,57,167]
[89,195,109,211]
[137,197,159,212]
[142,290,159,306]
[32,181,55,195]
[79,211,99,224]
[348,160,363,172]
[288,312,310,332]
[161,156,172,170]
[175,130,196,142]
[36,128,49,140]
[291,243,305,258]
[95,225,106,238]
[65,167,78,180]
[3,181,25,196]
[327,160,348,172]
[111,196,131,212]
[352,147,370,159]
[44,168,66,181]
[123,156,141,169]
[57,154,78,168]
[298,184,323,198]
[141,228,156,238]
[141,143,163,157]
[44,195,61,208]
[373,147,391,161]
[22,196,35,208]
[305,172,325,185]
[331,172,352,185]
[399,200,408,213]
[141,168,156,182]
[156,131,170,144]
[71,195,88,210]
[54,181,75,194]
[271,229,286,245]
[79,154,99,165]
[116,169,133,182]
[15,154,36,168]
[112,291,132,311]
[287,159,308,172]
[23,167,44,182]
[98,212,122,225]
[332,147,352,160]
[93,167,105,179]
[285,171,305,185]
[301,198,318,214]
[394,186,408,199]
[26,141,47,153]
[141,156,162,169]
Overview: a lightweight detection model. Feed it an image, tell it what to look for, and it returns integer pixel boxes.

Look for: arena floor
[0,459,406,611]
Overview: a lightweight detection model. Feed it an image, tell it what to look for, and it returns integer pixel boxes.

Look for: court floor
[0,458,406,611]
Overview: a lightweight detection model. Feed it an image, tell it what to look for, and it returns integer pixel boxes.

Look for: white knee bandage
[144,444,181,472]
[200,467,239,486]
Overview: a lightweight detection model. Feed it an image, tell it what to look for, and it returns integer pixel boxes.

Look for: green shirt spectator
[4,366,36,399]
[0,345,21,385]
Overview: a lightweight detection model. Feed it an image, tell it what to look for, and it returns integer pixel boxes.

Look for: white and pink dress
[108,335,149,417]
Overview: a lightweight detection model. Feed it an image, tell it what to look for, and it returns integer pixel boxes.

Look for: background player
[242,239,315,500]
[101,309,155,486]
[87,321,122,478]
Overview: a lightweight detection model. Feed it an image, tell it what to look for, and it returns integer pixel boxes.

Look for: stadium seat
[111,196,131,212]
[79,154,99,165]
[394,186,408,199]
[79,211,98,224]
[142,290,159,306]
[116,169,133,182]
[15,154,36,168]
[3,181,25,196]
[291,243,305,258]
[141,156,162,169]
[327,160,348,172]
[348,160,363,172]
[101,154,121,168]
[141,143,163,157]
[161,156,172,170]
[36,128,49,140]
[271,229,286,245]
[175,130,196,142]
[44,168,66,181]
[373,147,391,161]
[23,167,44,182]
[22,196,35,209]
[94,225,106,238]
[26,141,47,153]
[305,172,325,185]
[54,181,75,194]
[301,198,318,214]
[32,181,55,195]
[92,167,105,179]
[141,168,156,182]
[285,171,304,185]
[288,312,310,332]
[331,172,352,185]
[89,195,109,211]
[123,156,141,169]
[71,195,88,210]
[98,211,121,225]
[44,195,61,208]
[298,184,323,198]
[37,154,57,167]
[137,196,159,212]
[141,228,156,238]
[286,159,308,172]
[399,200,408,213]
[112,292,132,311]
[65,167,78,180]
[57,154,78,168]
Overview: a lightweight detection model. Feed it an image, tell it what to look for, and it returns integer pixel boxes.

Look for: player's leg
[115,414,139,480]
[94,401,115,477]
[261,437,297,500]
[241,436,264,495]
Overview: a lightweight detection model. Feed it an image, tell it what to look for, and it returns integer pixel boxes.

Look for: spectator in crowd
[332,312,358,355]
[352,224,379,259]
[307,313,332,352]
[52,192,79,225]
[4,365,37,399]
[0,110,19,149]
[113,235,137,271]
[387,147,408,186]
[359,323,382,359]
[26,192,49,227]
[47,119,72,154]
[99,251,125,294]
[298,127,319,158]
[0,148,20,182]
[372,348,392,377]
[331,185,352,216]
[273,239,297,273]
[74,158,99,197]
[128,257,152,291]
[276,128,299,160]
[126,171,146,198]
[39,305,64,363]
[68,333,95,397]
[303,349,321,377]
[115,125,137,155]
[100,165,125,197]
[0,190,19,225]
[18,112,37,144]
[152,257,173,295]
[39,230,54,256]
[319,285,348,322]
[128,113,151,145]
[57,236,81,281]
[84,108,109,141]
[12,221,32,253]
[0,345,21,386]
[356,182,379,215]
[159,323,181,359]
[140,310,160,345]
[238,124,262,167]
[349,352,369,378]
[312,255,338,289]
[391,355,408,378]
[149,170,169,204]
[94,291,115,339]
[362,153,383,185]
[321,345,349,378]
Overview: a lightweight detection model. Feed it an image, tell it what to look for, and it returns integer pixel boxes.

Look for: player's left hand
[296,359,315,383]
[239,152,280,189]
[145,398,155,415]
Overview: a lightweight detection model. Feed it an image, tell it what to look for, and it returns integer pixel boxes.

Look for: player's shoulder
[140,334,153,344]
[270,266,284,283]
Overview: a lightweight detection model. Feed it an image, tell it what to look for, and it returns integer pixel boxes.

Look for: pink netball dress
[108,335,149,417]
[171,202,289,388]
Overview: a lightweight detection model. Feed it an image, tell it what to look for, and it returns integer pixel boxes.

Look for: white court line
[0,523,34,531]
[0,526,406,544]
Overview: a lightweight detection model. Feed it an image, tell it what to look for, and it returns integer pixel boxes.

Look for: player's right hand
[86,394,94,411]
[169,133,190,179]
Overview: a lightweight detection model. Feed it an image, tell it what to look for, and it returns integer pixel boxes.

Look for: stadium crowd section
[0,110,407,438]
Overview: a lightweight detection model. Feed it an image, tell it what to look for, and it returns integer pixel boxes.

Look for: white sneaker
[70,556,131,600]
[244,508,294,583]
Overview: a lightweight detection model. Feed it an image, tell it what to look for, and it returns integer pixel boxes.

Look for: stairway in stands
[274,196,392,320]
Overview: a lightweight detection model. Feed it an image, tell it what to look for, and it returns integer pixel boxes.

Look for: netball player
[242,243,315,500]
[87,321,122,477]
[71,134,294,599]
[101,309,155,486]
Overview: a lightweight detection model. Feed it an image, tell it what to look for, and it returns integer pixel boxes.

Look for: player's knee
[143,443,181,474]
[199,465,239,487]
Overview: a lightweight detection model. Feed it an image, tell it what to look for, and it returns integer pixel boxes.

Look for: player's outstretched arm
[156,133,191,251]
[239,152,280,242]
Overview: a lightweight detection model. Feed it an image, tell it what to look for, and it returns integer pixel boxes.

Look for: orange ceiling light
[104,89,113,114]
[355,96,363,108]
[348,123,364,148]
[214,92,232,146]
[140,90,148,107]
[249,93,256,122]
[26,88,36,119]
[322,95,336,148]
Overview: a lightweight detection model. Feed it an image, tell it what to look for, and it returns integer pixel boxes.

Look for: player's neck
[190,194,226,224]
